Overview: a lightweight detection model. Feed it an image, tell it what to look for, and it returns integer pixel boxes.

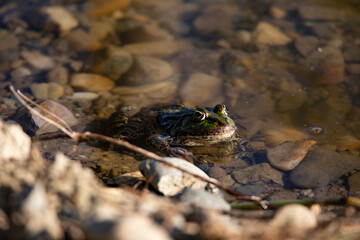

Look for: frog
[106,104,253,164]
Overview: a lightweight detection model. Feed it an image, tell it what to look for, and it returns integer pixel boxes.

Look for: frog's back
[106,107,161,140]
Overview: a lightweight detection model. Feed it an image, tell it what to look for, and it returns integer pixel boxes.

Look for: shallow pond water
[0,0,360,201]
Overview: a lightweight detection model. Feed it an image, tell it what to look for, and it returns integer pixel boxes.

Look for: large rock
[298,5,344,21]
[21,51,56,70]
[304,46,344,85]
[90,46,133,81]
[121,23,173,43]
[139,157,219,196]
[70,73,115,92]
[180,72,224,106]
[0,30,20,51]
[231,163,284,186]
[267,140,316,171]
[194,4,238,36]
[289,149,360,188]
[121,56,173,86]
[252,22,292,46]
[295,36,319,57]
[41,6,78,32]
[123,40,193,57]
[65,29,101,52]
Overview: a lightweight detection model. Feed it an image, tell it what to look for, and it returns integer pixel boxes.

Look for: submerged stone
[289,149,360,188]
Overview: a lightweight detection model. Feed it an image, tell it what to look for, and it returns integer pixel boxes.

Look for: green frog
[106,104,253,163]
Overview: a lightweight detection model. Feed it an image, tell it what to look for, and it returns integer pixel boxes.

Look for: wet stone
[298,5,344,21]
[46,66,69,85]
[70,73,115,92]
[289,149,360,188]
[21,51,55,70]
[121,56,173,86]
[121,23,173,43]
[0,30,20,51]
[267,140,316,171]
[174,189,230,211]
[295,36,319,57]
[90,46,133,81]
[41,6,78,32]
[65,29,101,52]
[123,40,193,57]
[231,163,284,186]
[180,72,224,106]
[311,22,337,39]
[194,4,238,37]
[270,6,286,19]
[252,21,292,46]
[348,172,360,196]
[304,46,344,85]
[343,44,360,62]
[139,157,219,197]
[347,64,360,75]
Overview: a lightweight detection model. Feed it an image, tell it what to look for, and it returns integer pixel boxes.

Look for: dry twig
[9,85,268,209]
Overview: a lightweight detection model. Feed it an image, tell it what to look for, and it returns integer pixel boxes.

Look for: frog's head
[159,104,236,144]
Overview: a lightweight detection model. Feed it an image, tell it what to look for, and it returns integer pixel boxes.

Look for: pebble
[348,172,360,195]
[121,56,173,86]
[90,46,133,81]
[298,5,344,21]
[121,23,173,43]
[30,83,49,100]
[252,21,292,46]
[30,83,64,101]
[270,6,286,19]
[0,30,19,51]
[311,22,337,39]
[180,72,224,106]
[258,127,308,147]
[65,29,101,52]
[194,4,237,36]
[123,40,193,57]
[21,51,55,70]
[295,36,319,57]
[335,135,360,151]
[10,67,32,81]
[347,64,360,75]
[70,73,115,92]
[41,6,78,32]
[139,157,219,196]
[276,92,306,112]
[68,92,99,101]
[343,44,360,62]
[267,140,316,171]
[289,149,360,188]
[46,66,69,85]
[231,163,284,186]
[175,189,230,211]
[270,205,317,237]
[304,46,344,85]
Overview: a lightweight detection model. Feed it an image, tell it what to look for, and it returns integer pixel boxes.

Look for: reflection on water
[1,0,360,199]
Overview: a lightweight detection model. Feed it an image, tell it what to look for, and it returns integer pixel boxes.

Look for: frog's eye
[214,104,228,116]
[193,110,206,122]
